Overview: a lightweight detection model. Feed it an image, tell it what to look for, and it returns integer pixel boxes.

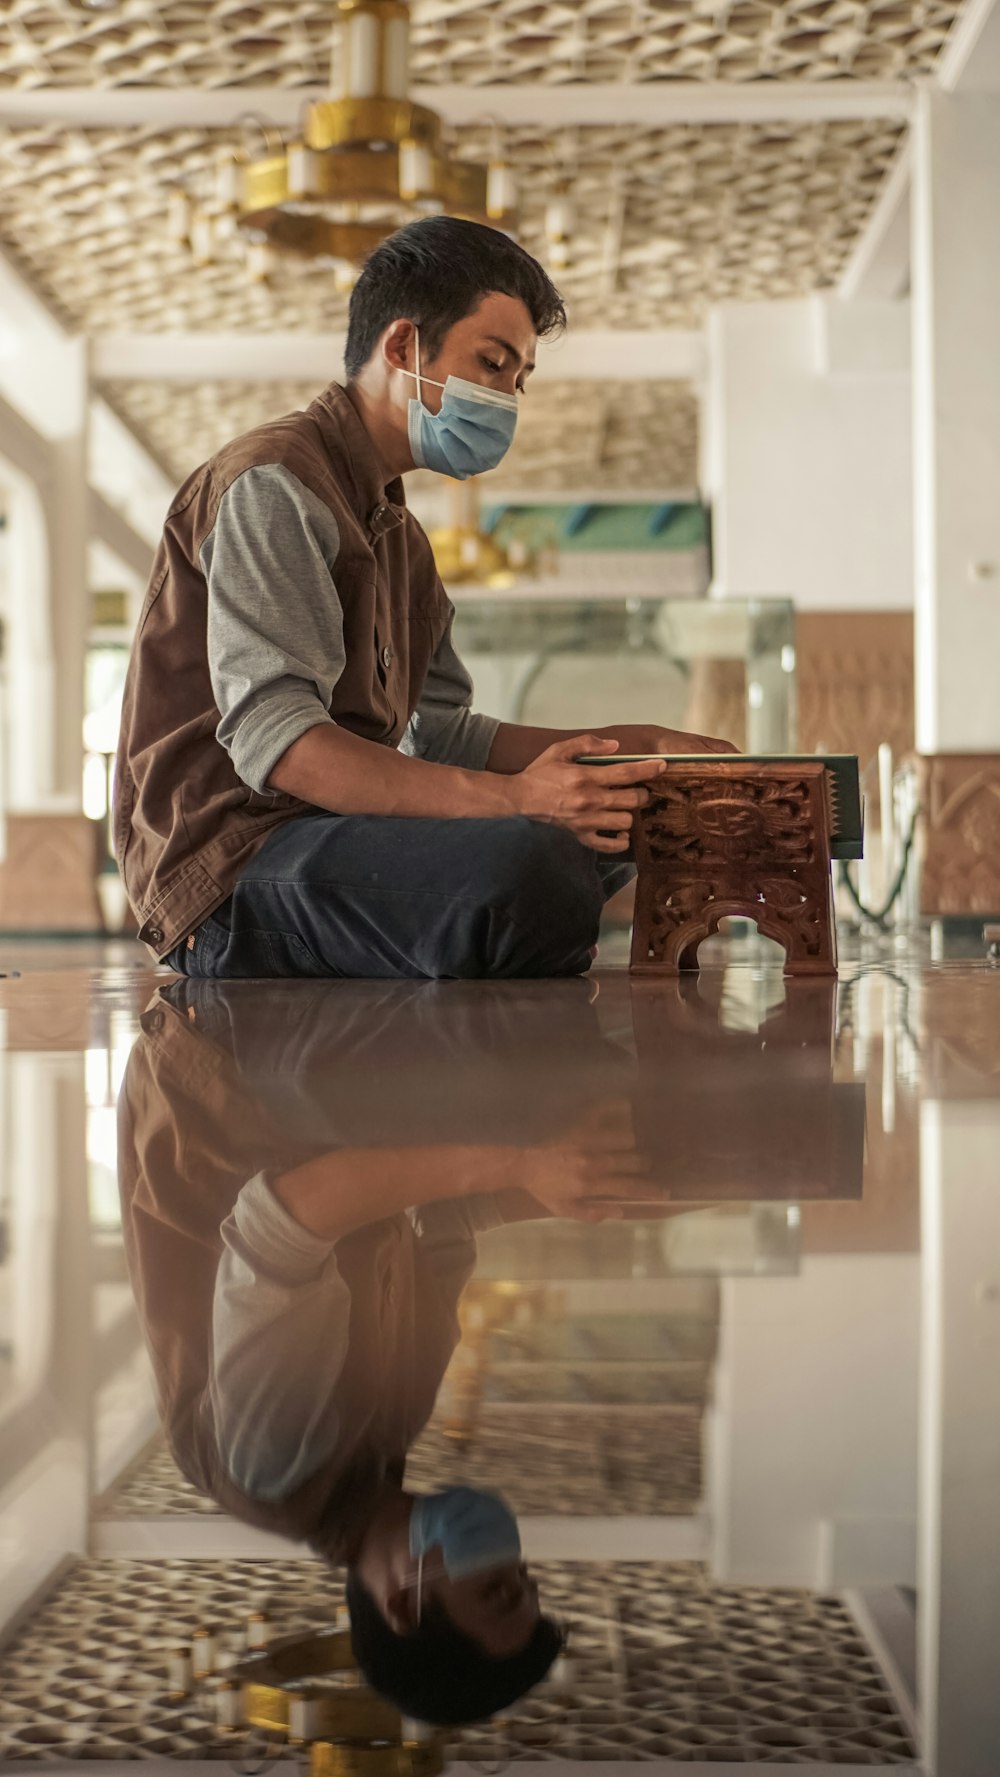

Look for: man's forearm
[267,721,520,818]
[271,1144,529,1240]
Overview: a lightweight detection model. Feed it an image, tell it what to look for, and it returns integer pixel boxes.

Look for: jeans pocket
[262,931,331,978]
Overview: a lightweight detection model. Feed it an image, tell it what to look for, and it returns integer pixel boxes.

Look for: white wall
[911,89,1000,753]
[703,295,913,612]
[708,1253,920,1590]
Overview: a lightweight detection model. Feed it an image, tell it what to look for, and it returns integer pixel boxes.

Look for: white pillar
[703,296,912,611]
[0,255,90,809]
[911,88,1000,752]
[918,1102,1000,1776]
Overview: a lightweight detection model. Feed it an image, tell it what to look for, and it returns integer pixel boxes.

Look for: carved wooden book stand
[630,760,838,976]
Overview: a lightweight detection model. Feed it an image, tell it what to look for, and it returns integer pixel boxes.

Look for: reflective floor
[0,929,997,1775]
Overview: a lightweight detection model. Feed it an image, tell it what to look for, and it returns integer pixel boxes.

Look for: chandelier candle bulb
[384,11,410,98]
[215,151,244,211]
[343,6,380,99]
[246,1610,271,1650]
[399,138,433,202]
[246,241,274,282]
[545,195,575,243]
[486,161,518,220]
[191,1627,218,1679]
[216,1679,244,1732]
[167,1647,192,1699]
[289,1693,325,1743]
[166,188,192,245]
[190,212,216,265]
[287,142,318,199]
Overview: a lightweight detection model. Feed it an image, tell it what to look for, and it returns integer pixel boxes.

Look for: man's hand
[510,735,668,854]
[520,1099,659,1223]
[628,724,739,756]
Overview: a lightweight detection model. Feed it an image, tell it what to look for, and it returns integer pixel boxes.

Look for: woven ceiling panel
[0,118,903,335]
[101,375,699,491]
[0,0,966,89]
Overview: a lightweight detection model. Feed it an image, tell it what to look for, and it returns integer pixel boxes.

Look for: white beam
[0,80,915,131]
[936,0,1000,92]
[88,488,154,582]
[838,141,912,303]
[92,329,705,384]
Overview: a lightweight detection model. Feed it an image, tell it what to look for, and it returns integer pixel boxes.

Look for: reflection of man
[118,979,642,1722]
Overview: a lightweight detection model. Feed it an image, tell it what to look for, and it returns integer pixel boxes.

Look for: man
[115,216,734,979]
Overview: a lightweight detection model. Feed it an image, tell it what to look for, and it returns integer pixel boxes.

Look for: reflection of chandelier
[170,1618,445,1773]
[429,480,557,590]
[169,0,519,285]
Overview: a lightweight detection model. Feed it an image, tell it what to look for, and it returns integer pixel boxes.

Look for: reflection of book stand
[629,760,845,977]
[627,975,865,1201]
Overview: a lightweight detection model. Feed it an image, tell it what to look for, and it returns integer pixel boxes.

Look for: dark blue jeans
[166,814,634,981]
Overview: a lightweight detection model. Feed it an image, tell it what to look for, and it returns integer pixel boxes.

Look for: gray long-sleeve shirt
[211,1173,506,1502]
[201,463,500,795]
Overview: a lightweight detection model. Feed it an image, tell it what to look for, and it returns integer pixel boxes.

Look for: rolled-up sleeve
[400,602,500,771]
[202,464,346,793]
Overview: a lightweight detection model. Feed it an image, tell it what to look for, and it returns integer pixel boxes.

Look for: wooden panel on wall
[795,610,914,781]
[682,610,914,780]
[918,753,1000,917]
[0,813,104,932]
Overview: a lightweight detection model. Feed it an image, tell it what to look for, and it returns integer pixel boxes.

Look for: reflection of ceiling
[101,376,700,492]
[0,1554,917,1765]
[1,119,904,334]
[0,0,966,87]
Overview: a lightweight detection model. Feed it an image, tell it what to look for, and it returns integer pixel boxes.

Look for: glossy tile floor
[0,925,997,1775]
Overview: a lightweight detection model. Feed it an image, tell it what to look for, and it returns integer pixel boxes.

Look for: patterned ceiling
[1,118,903,334]
[103,376,700,490]
[0,1,967,492]
[0,0,966,88]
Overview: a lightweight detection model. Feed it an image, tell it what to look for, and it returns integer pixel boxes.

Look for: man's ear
[383,1579,419,1636]
[382,318,416,375]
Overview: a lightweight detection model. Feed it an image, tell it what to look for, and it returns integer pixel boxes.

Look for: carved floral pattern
[918,756,1000,916]
[631,763,836,976]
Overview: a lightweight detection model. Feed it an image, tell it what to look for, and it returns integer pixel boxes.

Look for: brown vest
[113,384,449,958]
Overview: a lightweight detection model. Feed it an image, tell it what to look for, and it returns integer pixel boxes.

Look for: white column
[0,256,90,809]
[702,296,912,611]
[911,88,1000,752]
[918,1101,1000,1776]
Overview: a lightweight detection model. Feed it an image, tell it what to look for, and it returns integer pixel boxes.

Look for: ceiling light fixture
[169,1,519,286]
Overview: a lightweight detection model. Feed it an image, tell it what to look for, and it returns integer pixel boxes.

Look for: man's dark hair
[344,216,566,380]
[344,1569,563,1727]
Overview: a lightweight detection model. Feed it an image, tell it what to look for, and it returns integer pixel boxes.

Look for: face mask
[409,1486,521,1586]
[402,328,518,480]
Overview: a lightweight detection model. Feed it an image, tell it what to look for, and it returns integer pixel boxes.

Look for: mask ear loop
[413,326,424,408]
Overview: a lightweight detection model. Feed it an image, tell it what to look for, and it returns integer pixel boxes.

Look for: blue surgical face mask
[409,1486,521,1585]
[402,328,518,480]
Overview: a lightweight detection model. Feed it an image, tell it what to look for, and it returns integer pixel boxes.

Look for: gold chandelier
[169,0,519,285]
[428,479,558,590]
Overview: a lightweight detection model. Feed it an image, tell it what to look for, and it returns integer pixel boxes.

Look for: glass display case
[452,594,796,753]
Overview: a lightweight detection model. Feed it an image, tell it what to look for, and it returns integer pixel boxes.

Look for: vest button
[382,645,393,670]
[148,925,164,945]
